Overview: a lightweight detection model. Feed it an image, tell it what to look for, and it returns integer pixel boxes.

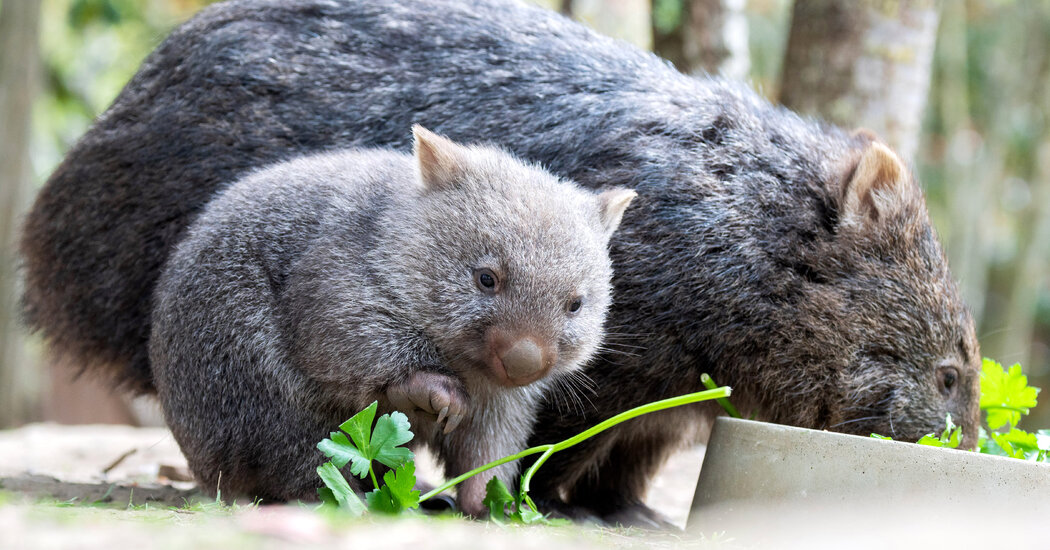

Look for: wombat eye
[474,268,499,294]
[937,366,959,396]
[567,297,583,314]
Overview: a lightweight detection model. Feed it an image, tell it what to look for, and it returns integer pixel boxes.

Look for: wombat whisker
[566,369,597,393]
[874,394,897,408]
[829,415,882,428]
[841,395,893,414]
[601,326,649,334]
[840,392,897,415]
[601,331,649,340]
[597,340,647,351]
[546,378,573,414]
[548,376,584,414]
[978,327,1010,341]
[557,370,597,414]
[594,345,640,358]
[566,383,589,414]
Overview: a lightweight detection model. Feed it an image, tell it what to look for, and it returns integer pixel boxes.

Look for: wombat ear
[597,188,637,237]
[840,140,913,225]
[413,125,465,192]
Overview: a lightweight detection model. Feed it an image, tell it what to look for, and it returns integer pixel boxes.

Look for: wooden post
[0,0,44,428]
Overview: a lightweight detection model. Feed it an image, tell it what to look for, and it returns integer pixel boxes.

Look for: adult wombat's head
[388,126,635,388]
[754,134,980,446]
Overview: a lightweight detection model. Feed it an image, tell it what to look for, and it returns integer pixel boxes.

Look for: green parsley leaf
[365,462,420,514]
[916,434,947,447]
[317,401,415,482]
[370,411,415,469]
[978,426,1009,456]
[515,493,547,524]
[479,476,570,526]
[482,477,515,521]
[316,461,366,515]
[940,414,962,448]
[318,431,371,478]
[991,427,1041,460]
[317,487,339,509]
[318,402,379,478]
[980,359,1039,430]
[384,461,421,510]
[340,401,378,454]
[913,415,962,448]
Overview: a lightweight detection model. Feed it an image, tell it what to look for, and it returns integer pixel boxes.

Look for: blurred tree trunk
[951,1,1050,379]
[779,0,939,160]
[936,0,994,326]
[997,142,1050,367]
[0,0,43,427]
[986,7,1050,370]
[573,0,653,50]
[654,0,750,79]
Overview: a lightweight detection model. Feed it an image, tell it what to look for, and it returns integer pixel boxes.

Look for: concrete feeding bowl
[689,416,1050,536]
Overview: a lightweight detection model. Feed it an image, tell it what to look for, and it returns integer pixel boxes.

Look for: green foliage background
[32,0,216,176]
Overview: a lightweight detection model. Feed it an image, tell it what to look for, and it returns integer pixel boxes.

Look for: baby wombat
[148,126,635,514]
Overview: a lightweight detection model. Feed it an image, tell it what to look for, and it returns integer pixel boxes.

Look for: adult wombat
[20,0,979,526]
[150,126,635,514]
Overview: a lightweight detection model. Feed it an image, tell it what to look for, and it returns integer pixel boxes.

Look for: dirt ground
[0,423,707,549]
[6,423,1050,549]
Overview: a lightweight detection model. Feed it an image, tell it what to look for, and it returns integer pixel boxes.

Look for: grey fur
[150,134,630,513]
[20,0,979,525]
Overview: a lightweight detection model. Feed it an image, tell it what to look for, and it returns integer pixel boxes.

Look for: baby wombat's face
[394,127,635,387]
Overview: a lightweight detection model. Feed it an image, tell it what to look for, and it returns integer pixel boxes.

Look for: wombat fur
[20,0,980,526]
[149,126,635,513]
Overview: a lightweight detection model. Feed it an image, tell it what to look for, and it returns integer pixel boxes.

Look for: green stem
[419,445,551,502]
[701,374,742,418]
[418,386,730,502]
[519,446,556,495]
[368,466,379,491]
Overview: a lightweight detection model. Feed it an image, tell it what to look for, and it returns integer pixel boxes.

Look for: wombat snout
[488,332,556,386]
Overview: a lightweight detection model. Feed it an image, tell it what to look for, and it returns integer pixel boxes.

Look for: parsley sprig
[977,358,1048,461]
[316,402,418,514]
[315,385,731,522]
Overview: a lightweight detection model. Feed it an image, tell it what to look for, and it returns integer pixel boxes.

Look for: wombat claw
[386,371,469,433]
[443,412,464,434]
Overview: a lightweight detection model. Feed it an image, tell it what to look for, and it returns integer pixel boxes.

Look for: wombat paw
[386,371,470,433]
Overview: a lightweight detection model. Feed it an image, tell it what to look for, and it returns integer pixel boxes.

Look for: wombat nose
[500,338,545,381]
